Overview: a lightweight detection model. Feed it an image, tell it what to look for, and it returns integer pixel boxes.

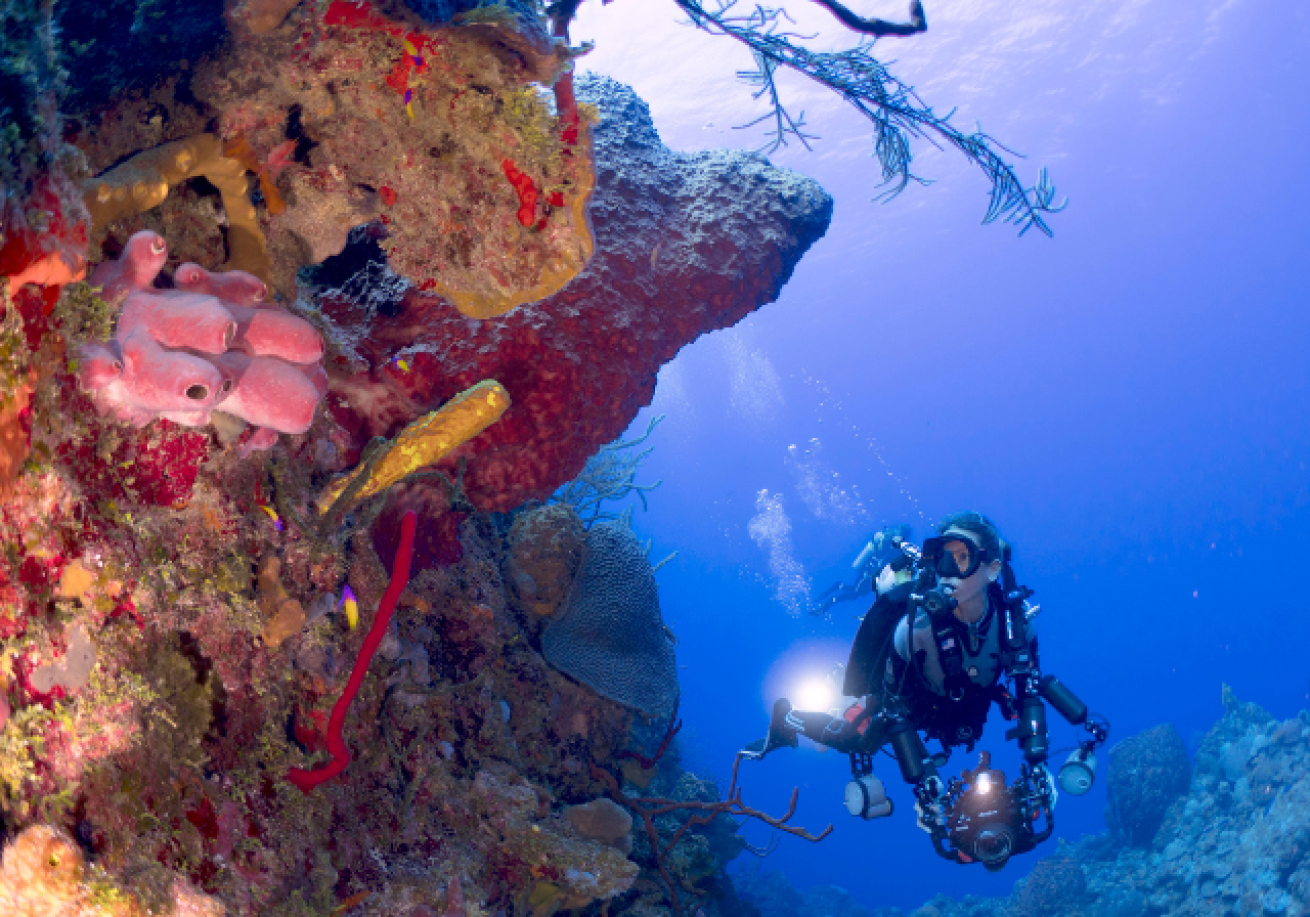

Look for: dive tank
[853,541,876,571]
[845,775,893,819]
[1058,747,1097,795]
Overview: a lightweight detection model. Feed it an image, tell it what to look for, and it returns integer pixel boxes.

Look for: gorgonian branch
[672,0,1067,236]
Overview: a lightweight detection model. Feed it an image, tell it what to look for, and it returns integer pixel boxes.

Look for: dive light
[845,774,893,819]
[1058,747,1097,796]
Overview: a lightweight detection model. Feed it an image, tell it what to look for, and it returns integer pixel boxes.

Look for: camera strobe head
[1058,747,1097,795]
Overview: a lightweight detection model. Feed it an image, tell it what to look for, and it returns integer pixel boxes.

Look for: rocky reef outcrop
[0,2,833,914]
[317,72,834,514]
[1105,724,1191,848]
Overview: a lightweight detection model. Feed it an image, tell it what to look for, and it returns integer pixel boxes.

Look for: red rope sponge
[287,510,418,793]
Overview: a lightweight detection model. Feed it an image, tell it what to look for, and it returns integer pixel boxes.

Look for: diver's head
[926,513,1006,611]
[872,523,912,550]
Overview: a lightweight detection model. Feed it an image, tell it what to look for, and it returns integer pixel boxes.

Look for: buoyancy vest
[845,579,1033,751]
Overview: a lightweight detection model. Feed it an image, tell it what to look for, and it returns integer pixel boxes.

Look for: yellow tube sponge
[316,380,510,513]
[82,133,272,284]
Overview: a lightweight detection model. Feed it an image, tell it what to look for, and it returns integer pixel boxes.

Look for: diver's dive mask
[921,535,986,579]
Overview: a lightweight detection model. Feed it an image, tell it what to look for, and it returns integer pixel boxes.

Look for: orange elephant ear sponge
[542,522,678,718]
[0,826,145,916]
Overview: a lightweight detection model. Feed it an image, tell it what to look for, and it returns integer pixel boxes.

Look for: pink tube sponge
[119,333,228,418]
[92,231,168,303]
[80,231,326,454]
[177,262,324,363]
[211,352,320,435]
[117,291,238,354]
[175,261,269,306]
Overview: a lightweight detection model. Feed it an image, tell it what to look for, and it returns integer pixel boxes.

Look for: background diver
[811,523,913,617]
[745,512,1109,871]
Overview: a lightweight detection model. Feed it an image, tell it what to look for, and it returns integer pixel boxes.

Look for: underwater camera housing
[933,752,1053,871]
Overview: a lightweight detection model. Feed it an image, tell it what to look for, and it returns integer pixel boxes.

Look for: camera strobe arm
[1004,672,1050,763]
[1030,674,1110,796]
[887,716,935,785]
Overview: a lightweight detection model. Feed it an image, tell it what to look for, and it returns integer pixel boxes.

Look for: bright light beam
[794,676,836,713]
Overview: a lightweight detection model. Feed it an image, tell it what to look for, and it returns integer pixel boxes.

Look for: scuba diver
[812,0,928,38]
[744,512,1109,871]
[811,524,913,617]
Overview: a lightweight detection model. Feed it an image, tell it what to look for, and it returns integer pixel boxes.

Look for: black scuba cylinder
[1038,675,1088,725]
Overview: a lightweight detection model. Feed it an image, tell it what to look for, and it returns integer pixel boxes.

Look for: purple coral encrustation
[79,230,327,456]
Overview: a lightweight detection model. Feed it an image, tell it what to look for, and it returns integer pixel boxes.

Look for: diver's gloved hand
[911,775,949,834]
[1032,761,1059,812]
[741,698,800,760]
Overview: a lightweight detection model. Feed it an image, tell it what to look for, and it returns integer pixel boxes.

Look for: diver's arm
[1002,632,1065,814]
[1003,632,1051,765]
[812,0,927,37]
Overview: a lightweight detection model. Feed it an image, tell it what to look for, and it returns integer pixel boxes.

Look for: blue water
[574,0,1310,910]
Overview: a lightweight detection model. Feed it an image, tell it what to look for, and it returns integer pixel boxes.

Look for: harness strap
[998,563,1033,652]
[927,608,972,702]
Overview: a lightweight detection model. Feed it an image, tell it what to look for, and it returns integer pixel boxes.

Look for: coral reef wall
[0,2,831,914]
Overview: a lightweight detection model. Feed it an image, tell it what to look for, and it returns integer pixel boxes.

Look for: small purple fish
[340,585,360,629]
[258,504,284,532]
[402,38,424,67]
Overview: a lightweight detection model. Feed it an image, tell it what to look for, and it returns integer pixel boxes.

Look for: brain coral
[1106,723,1191,847]
[541,522,677,719]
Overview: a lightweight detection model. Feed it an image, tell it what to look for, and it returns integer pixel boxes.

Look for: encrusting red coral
[502,159,541,229]
[79,230,327,457]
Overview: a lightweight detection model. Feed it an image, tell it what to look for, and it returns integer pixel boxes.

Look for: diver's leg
[744,699,890,759]
[791,709,867,753]
[812,0,927,37]
[742,698,801,759]
[812,580,854,615]
[811,594,836,617]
